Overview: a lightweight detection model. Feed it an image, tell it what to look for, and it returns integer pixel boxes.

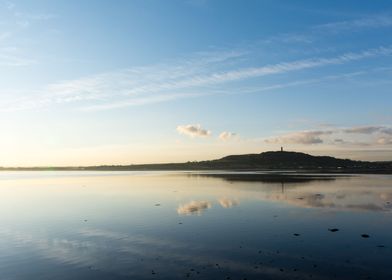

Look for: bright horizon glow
[1,0,392,166]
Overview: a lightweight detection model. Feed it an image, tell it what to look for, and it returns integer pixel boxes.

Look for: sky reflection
[0,171,391,279]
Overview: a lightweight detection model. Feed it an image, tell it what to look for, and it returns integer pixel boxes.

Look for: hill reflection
[180,172,392,213]
[188,172,339,183]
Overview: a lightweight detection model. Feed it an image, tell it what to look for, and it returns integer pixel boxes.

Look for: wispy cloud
[2,45,392,112]
[0,1,56,66]
[149,46,392,88]
[263,13,392,46]
[0,47,36,66]
[0,32,12,42]
[315,14,392,33]
[2,0,57,26]
[223,70,368,96]
[4,0,15,11]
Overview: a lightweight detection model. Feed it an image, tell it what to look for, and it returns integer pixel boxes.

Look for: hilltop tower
[281,147,283,152]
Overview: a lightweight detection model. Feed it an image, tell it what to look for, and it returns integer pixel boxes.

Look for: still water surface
[0,171,391,280]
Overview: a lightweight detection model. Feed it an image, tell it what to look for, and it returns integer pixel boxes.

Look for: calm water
[0,171,391,280]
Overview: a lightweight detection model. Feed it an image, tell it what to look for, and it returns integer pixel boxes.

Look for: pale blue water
[0,171,391,280]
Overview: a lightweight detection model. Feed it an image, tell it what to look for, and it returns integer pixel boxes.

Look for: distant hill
[215,151,367,169]
[200,151,390,171]
[1,151,391,173]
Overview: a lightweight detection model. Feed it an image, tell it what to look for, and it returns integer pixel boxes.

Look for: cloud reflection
[177,200,211,215]
[194,173,392,213]
[263,187,392,212]
[218,197,239,208]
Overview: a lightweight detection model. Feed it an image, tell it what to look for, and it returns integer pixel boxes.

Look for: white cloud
[177,201,211,215]
[177,124,211,138]
[219,131,237,141]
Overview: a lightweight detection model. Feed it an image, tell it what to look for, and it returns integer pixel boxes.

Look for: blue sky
[1,0,392,166]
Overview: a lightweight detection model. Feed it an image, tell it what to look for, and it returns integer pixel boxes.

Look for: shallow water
[0,171,391,280]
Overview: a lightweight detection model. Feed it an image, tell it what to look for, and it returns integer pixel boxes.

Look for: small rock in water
[293,233,300,236]
[328,228,339,232]
[155,204,161,206]
[361,234,370,238]
[377,245,385,248]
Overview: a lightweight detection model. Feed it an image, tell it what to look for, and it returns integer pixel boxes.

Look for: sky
[1,0,392,166]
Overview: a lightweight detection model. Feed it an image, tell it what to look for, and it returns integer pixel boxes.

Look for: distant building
[281,147,283,152]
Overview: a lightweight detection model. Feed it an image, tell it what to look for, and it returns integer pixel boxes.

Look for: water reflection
[186,172,392,213]
[0,171,391,279]
[266,179,392,213]
[189,172,339,183]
